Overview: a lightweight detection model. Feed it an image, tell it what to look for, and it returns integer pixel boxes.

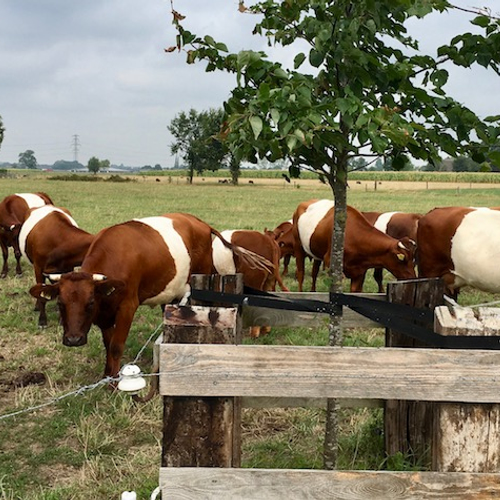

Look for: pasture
[1,172,500,499]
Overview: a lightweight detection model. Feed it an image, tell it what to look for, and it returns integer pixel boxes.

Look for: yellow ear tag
[397,253,405,261]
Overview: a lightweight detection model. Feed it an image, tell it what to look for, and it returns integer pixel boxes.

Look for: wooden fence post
[384,278,445,465]
[433,306,500,472]
[161,274,243,468]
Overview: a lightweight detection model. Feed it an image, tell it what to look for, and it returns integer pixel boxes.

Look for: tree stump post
[161,274,243,468]
[433,305,500,472]
[384,278,445,466]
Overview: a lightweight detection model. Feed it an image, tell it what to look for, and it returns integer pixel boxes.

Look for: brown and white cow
[19,205,95,327]
[212,229,289,337]
[361,211,420,292]
[0,192,54,277]
[417,206,500,298]
[293,199,416,292]
[29,213,270,378]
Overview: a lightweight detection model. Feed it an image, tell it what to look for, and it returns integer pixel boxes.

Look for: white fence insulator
[121,492,137,500]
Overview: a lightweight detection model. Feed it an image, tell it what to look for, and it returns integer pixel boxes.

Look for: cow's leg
[0,240,8,278]
[311,259,322,292]
[294,247,307,292]
[349,272,367,293]
[33,267,48,327]
[103,304,137,379]
[373,268,384,293]
[12,240,22,276]
[282,254,291,276]
[13,241,23,276]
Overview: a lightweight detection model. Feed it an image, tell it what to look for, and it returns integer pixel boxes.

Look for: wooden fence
[157,277,500,499]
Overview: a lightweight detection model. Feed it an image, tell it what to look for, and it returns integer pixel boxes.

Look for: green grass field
[1,171,500,499]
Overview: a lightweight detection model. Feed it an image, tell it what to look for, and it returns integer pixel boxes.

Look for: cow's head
[30,271,126,347]
[390,237,417,279]
[272,223,295,260]
[0,223,21,247]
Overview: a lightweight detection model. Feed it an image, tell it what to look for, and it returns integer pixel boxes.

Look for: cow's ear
[95,279,126,299]
[30,283,59,301]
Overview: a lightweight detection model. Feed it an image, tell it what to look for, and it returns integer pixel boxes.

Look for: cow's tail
[210,227,275,274]
[265,229,290,292]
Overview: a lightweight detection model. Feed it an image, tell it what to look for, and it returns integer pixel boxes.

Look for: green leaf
[470,16,490,28]
[294,53,306,69]
[204,35,216,47]
[215,42,228,52]
[249,116,263,139]
[392,155,408,171]
[484,115,500,123]
[273,68,289,79]
[286,135,298,152]
[489,151,500,168]
[471,151,486,163]
[270,109,280,125]
[294,129,306,144]
[309,49,324,68]
[431,69,448,88]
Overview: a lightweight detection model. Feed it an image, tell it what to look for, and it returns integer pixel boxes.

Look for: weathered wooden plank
[242,292,385,329]
[435,305,500,336]
[159,468,500,499]
[159,344,500,403]
[434,304,500,472]
[241,397,384,409]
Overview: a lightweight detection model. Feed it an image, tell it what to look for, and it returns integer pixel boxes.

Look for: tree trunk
[230,155,240,185]
[323,156,348,470]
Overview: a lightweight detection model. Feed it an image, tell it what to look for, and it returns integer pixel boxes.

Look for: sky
[0,1,499,168]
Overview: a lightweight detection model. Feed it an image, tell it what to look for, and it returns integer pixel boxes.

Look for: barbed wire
[0,376,117,422]
[132,322,163,364]
[0,322,163,422]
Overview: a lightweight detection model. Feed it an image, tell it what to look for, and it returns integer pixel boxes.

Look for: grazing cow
[212,229,289,338]
[0,192,54,277]
[272,220,294,276]
[293,199,416,292]
[19,205,95,327]
[361,211,421,292]
[417,206,500,298]
[30,213,270,378]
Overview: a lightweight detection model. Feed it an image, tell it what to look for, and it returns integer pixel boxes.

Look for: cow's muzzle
[63,335,88,347]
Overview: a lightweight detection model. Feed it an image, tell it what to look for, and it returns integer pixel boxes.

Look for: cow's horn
[46,273,63,282]
[398,241,408,250]
[92,273,107,281]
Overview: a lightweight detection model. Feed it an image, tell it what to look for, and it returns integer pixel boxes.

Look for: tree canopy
[168,108,228,183]
[168,1,500,467]
[18,150,37,169]
[169,0,500,283]
[87,156,109,175]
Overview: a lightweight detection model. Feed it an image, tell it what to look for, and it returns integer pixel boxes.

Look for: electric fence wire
[0,322,164,422]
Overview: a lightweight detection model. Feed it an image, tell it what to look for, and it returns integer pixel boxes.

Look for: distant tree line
[349,154,500,173]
